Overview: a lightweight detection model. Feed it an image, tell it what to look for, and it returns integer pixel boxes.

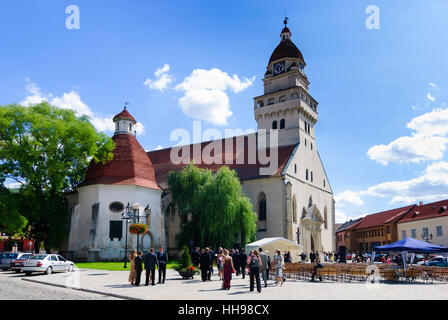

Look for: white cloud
[427,93,435,102]
[428,82,438,88]
[20,78,137,135]
[368,105,448,165]
[144,64,175,92]
[155,145,163,150]
[335,190,364,206]
[335,209,367,223]
[175,68,254,125]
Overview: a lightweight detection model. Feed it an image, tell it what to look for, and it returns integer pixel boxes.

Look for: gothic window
[90,203,99,243]
[306,169,309,180]
[272,120,278,129]
[258,192,267,221]
[280,119,285,129]
[294,164,297,174]
[311,171,313,182]
[308,196,313,208]
[311,143,313,150]
[293,195,297,223]
[324,207,328,229]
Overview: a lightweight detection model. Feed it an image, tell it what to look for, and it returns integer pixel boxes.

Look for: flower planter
[178,270,197,279]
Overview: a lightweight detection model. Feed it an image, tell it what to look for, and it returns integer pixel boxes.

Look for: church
[65,20,335,262]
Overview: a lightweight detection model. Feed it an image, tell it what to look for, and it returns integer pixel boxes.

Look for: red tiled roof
[80,134,160,190]
[398,199,448,223]
[351,205,415,230]
[113,108,137,124]
[147,135,297,189]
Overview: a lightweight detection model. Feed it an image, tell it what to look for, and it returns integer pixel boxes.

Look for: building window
[310,171,313,182]
[268,98,274,105]
[305,139,307,146]
[109,202,124,213]
[272,120,278,129]
[258,192,267,221]
[323,179,326,187]
[109,221,123,240]
[293,195,297,223]
[422,227,429,238]
[386,226,390,234]
[294,164,297,174]
[324,207,328,229]
[401,230,406,239]
[280,119,285,129]
[90,203,99,243]
[279,95,286,102]
[306,169,309,180]
[411,229,416,238]
[436,226,443,237]
[311,143,313,150]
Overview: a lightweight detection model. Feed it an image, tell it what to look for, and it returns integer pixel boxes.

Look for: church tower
[254,18,318,147]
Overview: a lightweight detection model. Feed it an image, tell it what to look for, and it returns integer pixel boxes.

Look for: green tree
[167,164,257,249]
[0,102,115,251]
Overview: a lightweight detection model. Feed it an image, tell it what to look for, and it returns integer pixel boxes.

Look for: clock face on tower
[273,61,285,75]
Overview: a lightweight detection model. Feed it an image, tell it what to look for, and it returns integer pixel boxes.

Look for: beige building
[397,200,448,247]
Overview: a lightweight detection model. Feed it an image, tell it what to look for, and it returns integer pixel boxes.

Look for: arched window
[268,98,275,105]
[279,95,286,103]
[308,196,313,208]
[293,195,297,223]
[272,120,278,129]
[258,192,267,221]
[324,207,328,229]
[280,119,285,129]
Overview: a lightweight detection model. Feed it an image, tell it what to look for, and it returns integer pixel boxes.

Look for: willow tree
[0,102,115,251]
[167,164,257,249]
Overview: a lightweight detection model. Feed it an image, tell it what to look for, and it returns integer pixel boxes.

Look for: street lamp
[122,203,134,269]
[422,232,433,243]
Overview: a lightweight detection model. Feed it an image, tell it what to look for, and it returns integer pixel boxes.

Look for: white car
[22,254,75,276]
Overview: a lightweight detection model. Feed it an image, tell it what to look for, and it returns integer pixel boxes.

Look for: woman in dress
[128,249,137,285]
[273,249,284,286]
[222,249,235,290]
[217,248,225,281]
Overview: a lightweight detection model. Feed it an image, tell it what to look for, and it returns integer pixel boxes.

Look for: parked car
[10,253,34,273]
[1,253,20,271]
[417,255,443,266]
[22,254,74,276]
[426,256,448,267]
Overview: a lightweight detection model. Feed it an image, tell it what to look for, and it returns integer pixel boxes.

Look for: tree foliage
[0,102,115,250]
[167,164,257,249]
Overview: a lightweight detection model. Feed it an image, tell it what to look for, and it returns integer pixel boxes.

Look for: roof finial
[284,15,288,28]
[124,101,130,110]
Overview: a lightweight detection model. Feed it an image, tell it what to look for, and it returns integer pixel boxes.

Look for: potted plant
[129,223,148,234]
[175,245,199,279]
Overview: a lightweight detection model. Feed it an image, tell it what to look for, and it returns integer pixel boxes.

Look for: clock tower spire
[253,19,319,147]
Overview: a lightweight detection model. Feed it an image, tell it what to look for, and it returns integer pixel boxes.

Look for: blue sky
[1,1,448,222]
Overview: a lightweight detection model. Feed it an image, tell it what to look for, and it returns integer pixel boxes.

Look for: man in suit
[192,247,200,267]
[259,247,269,287]
[233,249,240,276]
[156,247,168,284]
[134,251,143,286]
[239,250,248,279]
[199,248,211,281]
[208,247,214,279]
[144,248,158,286]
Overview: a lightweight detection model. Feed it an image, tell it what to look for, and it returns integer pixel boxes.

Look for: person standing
[239,250,248,279]
[217,248,225,281]
[222,249,234,290]
[266,251,271,281]
[192,247,200,267]
[310,251,315,263]
[128,250,137,285]
[144,248,158,286]
[157,247,168,284]
[134,251,143,286]
[300,252,306,262]
[259,247,269,288]
[233,249,240,276]
[274,249,285,286]
[248,250,262,293]
[199,248,211,282]
[208,247,215,277]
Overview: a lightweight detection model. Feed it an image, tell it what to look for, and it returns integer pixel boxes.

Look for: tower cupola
[113,106,137,136]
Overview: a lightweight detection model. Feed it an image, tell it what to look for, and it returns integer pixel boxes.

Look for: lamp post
[422,232,433,243]
[122,203,134,269]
